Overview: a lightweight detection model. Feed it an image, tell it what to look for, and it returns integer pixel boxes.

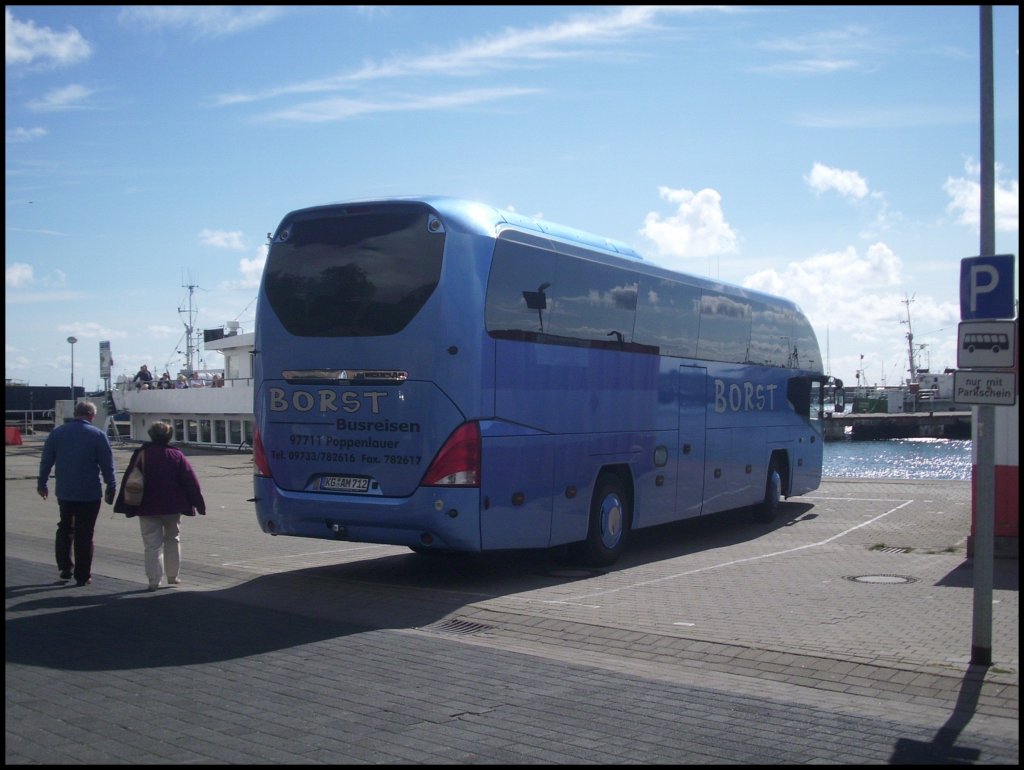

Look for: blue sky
[5,5,1019,392]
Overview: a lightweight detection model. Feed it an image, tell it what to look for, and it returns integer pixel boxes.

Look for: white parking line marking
[566,499,916,601]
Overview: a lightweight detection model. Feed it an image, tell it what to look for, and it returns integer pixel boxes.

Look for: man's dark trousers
[55,499,101,583]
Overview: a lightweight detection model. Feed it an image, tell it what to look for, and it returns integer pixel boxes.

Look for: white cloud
[639,186,739,264]
[745,242,903,308]
[741,242,962,382]
[6,263,70,297]
[805,162,869,200]
[5,126,48,143]
[752,25,880,77]
[757,24,874,56]
[238,245,268,289]
[6,263,34,287]
[220,244,267,290]
[261,87,541,123]
[200,228,246,250]
[27,84,95,112]
[4,353,34,373]
[118,6,287,39]
[218,6,735,107]
[146,325,180,339]
[943,159,1019,233]
[57,322,128,340]
[754,59,860,76]
[48,268,67,287]
[5,9,91,67]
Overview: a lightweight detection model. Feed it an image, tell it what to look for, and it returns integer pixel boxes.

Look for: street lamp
[67,336,78,404]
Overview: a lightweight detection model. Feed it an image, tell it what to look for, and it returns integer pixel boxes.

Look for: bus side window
[486,236,556,336]
[697,291,751,363]
[547,253,637,344]
[633,277,700,358]
[748,300,790,367]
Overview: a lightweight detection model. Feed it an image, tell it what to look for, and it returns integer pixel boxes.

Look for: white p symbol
[969,265,999,313]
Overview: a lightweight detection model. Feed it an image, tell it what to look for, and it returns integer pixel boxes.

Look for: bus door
[676,364,707,520]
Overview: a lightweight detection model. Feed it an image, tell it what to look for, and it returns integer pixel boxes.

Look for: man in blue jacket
[37,400,117,586]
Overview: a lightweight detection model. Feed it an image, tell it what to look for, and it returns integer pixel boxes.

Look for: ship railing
[4,409,56,435]
[116,376,251,392]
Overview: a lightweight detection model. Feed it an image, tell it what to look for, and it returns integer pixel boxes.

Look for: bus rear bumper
[253,476,482,552]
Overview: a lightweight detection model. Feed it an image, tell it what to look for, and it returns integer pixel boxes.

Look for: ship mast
[900,294,917,385]
[178,280,199,375]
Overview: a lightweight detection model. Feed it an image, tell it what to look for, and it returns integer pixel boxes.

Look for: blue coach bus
[253,197,841,565]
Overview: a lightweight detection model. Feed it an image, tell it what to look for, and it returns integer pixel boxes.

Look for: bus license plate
[320,475,370,493]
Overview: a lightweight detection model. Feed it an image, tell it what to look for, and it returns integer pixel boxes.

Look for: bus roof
[287,195,642,257]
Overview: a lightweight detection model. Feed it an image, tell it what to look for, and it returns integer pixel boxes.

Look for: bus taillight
[253,427,272,478]
[421,422,480,487]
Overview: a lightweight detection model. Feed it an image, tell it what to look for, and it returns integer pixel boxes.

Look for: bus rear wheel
[754,457,783,523]
[578,473,631,567]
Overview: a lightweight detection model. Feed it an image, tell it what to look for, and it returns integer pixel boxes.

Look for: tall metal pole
[971,5,995,667]
[66,336,78,404]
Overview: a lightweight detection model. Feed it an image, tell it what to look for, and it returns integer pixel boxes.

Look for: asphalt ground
[6,434,1019,764]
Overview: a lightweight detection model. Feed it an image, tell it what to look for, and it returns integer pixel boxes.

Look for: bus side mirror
[522,282,550,310]
[832,378,845,413]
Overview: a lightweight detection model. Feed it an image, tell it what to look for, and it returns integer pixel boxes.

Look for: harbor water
[823,437,971,481]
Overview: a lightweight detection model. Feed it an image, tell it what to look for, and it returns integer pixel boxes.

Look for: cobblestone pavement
[6,436,1018,763]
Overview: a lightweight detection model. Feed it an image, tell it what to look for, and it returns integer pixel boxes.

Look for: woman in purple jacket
[114,421,206,591]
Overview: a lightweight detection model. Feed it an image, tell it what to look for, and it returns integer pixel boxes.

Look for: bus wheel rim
[600,493,623,549]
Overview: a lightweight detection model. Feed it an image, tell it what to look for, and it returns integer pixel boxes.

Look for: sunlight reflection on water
[823,437,972,480]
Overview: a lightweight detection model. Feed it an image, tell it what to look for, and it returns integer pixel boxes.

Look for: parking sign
[960,255,1015,320]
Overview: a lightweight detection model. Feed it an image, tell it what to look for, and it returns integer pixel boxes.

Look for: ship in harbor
[846,295,961,414]
[849,369,958,414]
[106,283,256,449]
[10,326,256,450]
[826,296,970,440]
[110,325,255,449]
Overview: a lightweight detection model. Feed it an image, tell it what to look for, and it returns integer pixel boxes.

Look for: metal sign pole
[971,5,995,667]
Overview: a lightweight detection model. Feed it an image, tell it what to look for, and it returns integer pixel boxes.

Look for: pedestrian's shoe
[59,570,72,580]
[147,583,159,592]
[168,577,181,585]
[75,578,91,586]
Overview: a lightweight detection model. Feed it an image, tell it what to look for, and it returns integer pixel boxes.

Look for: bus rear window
[263,205,444,337]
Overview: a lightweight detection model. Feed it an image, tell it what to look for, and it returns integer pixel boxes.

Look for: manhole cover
[844,574,918,584]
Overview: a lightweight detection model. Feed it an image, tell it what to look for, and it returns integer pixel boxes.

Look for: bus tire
[754,457,783,522]
[578,473,631,567]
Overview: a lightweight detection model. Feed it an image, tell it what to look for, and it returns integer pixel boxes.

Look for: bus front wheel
[578,473,631,567]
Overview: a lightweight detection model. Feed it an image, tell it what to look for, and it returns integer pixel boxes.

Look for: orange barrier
[5,427,24,445]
